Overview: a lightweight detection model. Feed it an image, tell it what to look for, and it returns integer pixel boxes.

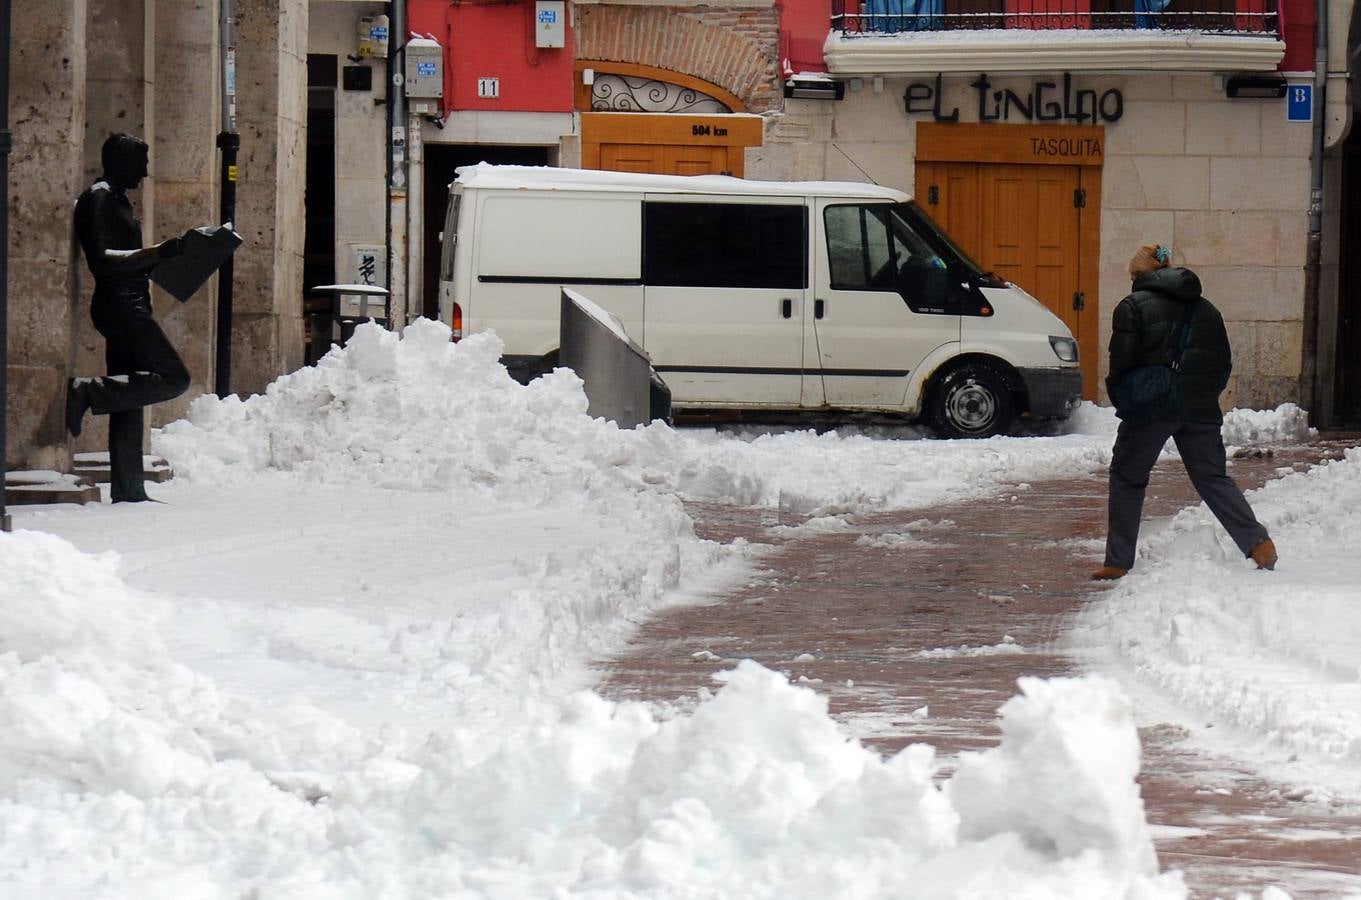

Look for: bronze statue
[68,133,190,503]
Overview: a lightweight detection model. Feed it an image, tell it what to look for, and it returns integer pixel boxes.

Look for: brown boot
[1250,539,1277,571]
[1091,566,1130,581]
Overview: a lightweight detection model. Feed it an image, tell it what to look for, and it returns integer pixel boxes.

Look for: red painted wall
[407,1,575,115]
[777,0,831,74]
[1279,0,1314,72]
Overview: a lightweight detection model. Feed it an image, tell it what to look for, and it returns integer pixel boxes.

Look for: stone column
[5,0,88,470]
[71,0,153,455]
[232,0,307,397]
[149,0,221,425]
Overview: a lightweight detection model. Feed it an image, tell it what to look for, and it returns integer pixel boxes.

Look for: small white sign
[349,244,386,291]
[478,77,500,99]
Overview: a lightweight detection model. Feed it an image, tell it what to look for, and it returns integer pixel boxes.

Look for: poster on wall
[349,244,386,290]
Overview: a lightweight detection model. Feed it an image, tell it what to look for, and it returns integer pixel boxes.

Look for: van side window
[824,204,956,314]
[643,202,806,289]
[439,192,461,283]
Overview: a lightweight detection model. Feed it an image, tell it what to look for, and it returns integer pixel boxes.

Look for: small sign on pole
[1287,84,1312,122]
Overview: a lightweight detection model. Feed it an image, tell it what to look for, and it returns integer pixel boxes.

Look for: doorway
[915,124,1103,397]
[421,144,552,321]
[304,55,337,363]
[1335,128,1361,425]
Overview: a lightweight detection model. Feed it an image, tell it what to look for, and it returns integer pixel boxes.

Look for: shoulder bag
[1110,299,1198,426]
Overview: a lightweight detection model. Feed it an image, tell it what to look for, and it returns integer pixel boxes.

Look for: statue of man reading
[68,132,191,503]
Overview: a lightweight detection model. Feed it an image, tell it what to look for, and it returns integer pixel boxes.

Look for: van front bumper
[1018,367,1083,418]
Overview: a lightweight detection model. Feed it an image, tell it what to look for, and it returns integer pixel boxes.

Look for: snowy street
[598,447,1361,899]
[3,320,1358,898]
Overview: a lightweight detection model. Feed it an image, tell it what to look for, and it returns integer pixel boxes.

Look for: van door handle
[781,298,793,318]
[815,299,825,319]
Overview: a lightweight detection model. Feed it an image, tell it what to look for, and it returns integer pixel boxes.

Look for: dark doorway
[305,55,338,364]
[1337,124,1361,425]
[422,144,551,321]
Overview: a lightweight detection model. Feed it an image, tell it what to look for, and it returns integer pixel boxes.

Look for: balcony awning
[823,30,1285,75]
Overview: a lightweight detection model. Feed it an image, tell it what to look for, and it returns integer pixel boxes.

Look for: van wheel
[928,363,1015,439]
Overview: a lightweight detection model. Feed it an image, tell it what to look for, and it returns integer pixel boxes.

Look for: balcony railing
[831,0,1278,34]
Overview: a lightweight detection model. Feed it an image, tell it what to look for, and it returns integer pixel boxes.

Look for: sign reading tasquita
[905,73,1124,124]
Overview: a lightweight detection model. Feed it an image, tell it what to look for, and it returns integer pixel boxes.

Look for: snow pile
[1221,402,1315,447]
[1064,400,1314,448]
[160,321,1118,516]
[1077,446,1361,794]
[0,538,1183,898]
[155,322,1313,520]
[157,321,621,500]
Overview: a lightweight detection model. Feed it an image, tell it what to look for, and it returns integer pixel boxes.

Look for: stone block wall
[1098,74,1310,410]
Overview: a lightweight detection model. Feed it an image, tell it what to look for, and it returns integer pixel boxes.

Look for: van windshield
[896,201,1007,288]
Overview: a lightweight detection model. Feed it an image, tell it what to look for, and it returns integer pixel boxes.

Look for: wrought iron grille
[831,0,1278,34]
[591,76,729,114]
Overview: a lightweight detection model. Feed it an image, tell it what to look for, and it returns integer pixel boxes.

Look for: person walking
[1093,244,1277,580]
[67,133,191,503]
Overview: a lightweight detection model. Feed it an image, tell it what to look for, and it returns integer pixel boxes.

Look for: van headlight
[1048,336,1078,362]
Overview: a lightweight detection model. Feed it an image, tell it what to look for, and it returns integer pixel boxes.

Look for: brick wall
[576,7,782,113]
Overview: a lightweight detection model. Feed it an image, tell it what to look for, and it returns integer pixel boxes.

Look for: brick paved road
[598,440,1361,898]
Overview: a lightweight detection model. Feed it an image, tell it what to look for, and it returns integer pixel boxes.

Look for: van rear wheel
[929,363,1015,439]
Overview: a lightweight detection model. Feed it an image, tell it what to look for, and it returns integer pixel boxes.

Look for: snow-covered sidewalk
[0,319,1336,898]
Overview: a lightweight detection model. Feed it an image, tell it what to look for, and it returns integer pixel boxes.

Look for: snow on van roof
[453,164,912,202]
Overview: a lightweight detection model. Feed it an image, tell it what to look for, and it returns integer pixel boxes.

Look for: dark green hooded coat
[1106,267,1231,425]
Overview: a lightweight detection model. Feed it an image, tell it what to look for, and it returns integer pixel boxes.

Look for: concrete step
[71,453,174,484]
[4,471,101,506]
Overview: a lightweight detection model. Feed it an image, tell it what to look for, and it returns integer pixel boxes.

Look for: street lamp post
[215,0,239,398]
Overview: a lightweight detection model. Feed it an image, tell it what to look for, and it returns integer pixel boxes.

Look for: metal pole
[215,0,239,398]
[1300,0,1328,425]
[387,0,408,329]
[1,0,13,532]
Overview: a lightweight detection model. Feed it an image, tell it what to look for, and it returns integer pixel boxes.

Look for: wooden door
[917,160,1095,394]
[599,143,731,176]
[979,164,1082,341]
[662,145,729,175]
[601,144,659,173]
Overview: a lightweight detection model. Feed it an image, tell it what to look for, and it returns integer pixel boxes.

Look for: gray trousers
[1105,418,1269,569]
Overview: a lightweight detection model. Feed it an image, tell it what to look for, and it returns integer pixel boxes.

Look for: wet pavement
[597,438,1361,898]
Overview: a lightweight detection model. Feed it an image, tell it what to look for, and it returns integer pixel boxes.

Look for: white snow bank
[1076,445,1361,796]
[1062,401,1315,448]
[154,322,1312,519]
[1221,403,1315,447]
[155,320,1114,516]
[0,537,1182,898]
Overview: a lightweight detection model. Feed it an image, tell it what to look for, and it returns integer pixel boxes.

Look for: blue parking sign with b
[1287,84,1312,122]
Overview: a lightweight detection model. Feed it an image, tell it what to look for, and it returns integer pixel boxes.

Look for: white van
[437,164,1081,438]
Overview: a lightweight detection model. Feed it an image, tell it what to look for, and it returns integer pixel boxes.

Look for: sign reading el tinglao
[905,73,1123,125]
